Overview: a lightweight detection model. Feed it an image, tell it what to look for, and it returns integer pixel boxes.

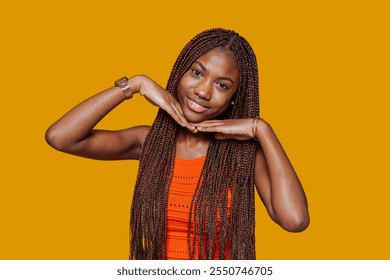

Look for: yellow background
[1,0,389,259]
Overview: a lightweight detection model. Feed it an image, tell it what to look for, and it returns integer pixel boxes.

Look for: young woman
[45,28,309,260]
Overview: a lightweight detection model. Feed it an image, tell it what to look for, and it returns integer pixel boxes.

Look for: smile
[187,97,208,113]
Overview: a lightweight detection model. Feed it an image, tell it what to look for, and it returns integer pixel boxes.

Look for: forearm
[255,119,309,231]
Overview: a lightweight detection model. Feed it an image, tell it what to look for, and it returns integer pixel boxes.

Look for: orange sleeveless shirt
[166,156,231,260]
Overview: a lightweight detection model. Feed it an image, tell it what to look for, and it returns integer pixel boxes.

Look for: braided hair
[130,28,259,259]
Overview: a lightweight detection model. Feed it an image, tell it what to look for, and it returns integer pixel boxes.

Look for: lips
[187,97,208,113]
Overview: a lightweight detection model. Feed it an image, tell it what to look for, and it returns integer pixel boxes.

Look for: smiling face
[177,47,239,123]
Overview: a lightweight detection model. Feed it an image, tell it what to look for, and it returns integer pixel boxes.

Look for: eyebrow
[193,61,235,84]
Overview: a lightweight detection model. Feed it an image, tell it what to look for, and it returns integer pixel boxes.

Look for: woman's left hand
[192,119,257,141]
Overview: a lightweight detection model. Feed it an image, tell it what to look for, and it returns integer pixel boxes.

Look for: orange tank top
[166,156,231,260]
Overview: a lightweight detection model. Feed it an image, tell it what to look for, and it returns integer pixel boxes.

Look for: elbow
[278,211,310,233]
[45,126,68,152]
[284,217,310,233]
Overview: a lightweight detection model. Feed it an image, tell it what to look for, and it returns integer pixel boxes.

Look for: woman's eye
[192,69,202,77]
[218,82,228,90]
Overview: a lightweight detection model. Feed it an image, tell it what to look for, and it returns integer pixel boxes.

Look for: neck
[176,128,212,159]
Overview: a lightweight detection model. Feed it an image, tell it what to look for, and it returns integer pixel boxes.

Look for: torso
[166,156,205,259]
[166,156,231,259]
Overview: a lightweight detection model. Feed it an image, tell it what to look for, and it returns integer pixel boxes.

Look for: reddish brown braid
[130,28,259,260]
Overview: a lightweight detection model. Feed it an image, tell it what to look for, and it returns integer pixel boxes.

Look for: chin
[183,113,205,124]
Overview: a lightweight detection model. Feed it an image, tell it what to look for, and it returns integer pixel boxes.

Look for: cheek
[177,75,196,102]
[177,75,189,93]
[220,100,232,113]
[177,84,186,105]
[209,96,233,117]
[218,93,235,107]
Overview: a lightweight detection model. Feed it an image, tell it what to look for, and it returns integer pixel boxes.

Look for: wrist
[254,118,271,141]
[127,75,144,94]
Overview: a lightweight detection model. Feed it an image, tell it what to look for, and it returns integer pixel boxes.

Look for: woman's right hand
[133,75,196,132]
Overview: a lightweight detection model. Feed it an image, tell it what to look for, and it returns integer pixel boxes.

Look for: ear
[230,94,237,106]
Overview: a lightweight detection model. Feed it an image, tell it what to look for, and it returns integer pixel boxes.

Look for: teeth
[191,100,204,108]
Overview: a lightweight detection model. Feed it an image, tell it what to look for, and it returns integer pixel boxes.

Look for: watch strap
[114,76,133,99]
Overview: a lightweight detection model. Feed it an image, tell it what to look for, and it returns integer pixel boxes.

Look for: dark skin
[46,47,309,232]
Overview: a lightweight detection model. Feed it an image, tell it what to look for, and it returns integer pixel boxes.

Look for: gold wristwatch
[114,76,133,99]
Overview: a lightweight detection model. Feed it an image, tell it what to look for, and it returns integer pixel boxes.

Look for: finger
[196,125,225,133]
[215,133,252,141]
[193,121,227,129]
[170,107,188,127]
[159,96,185,123]
[162,103,185,126]
[166,102,197,132]
[171,102,198,132]
[193,119,226,125]
[171,104,194,130]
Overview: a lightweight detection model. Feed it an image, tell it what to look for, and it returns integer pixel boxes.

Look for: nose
[194,79,212,100]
